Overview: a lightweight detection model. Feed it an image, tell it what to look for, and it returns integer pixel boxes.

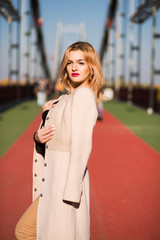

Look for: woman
[15,41,103,240]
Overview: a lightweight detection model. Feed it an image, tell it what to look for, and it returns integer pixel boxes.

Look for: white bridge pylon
[52,22,86,80]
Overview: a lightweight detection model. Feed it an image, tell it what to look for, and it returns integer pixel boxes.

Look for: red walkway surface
[0,114,42,240]
[1,110,160,240]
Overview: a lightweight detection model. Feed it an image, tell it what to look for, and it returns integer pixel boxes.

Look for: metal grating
[99,0,118,63]
[0,0,20,21]
[30,0,51,79]
[131,0,160,24]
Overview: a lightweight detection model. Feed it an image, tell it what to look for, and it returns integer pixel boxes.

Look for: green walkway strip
[1,99,159,157]
[104,100,160,153]
[0,100,41,157]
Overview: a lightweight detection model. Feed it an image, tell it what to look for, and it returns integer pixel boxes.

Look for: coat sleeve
[63,87,98,203]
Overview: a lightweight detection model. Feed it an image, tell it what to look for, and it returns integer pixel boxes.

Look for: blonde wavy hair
[59,41,103,104]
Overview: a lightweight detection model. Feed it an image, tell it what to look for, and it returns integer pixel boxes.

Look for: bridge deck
[0,109,160,239]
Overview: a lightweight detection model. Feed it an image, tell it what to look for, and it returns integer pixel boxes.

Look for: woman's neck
[70,81,90,93]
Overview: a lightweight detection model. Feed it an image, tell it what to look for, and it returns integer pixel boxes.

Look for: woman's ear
[91,67,94,77]
[89,66,93,77]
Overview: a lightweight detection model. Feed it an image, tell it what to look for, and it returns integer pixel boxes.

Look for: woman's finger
[36,126,56,143]
[40,133,55,143]
[38,125,55,136]
[40,130,55,141]
[39,133,55,143]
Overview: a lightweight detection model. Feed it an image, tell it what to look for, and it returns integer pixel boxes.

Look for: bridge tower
[52,22,86,81]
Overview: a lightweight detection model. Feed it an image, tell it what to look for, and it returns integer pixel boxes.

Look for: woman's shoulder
[72,86,96,102]
[71,86,98,117]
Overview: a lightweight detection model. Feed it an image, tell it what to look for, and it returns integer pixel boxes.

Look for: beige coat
[32,86,98,240]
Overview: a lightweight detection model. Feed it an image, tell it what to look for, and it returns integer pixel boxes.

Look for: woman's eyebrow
[67,59,85,62]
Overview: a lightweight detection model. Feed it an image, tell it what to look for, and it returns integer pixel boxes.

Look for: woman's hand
[35,125,56,143]
[42,99,58,112]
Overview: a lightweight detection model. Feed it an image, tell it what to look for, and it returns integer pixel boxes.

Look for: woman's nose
[72,63,77,71]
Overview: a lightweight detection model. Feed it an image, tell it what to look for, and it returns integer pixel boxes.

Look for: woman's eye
[79,62,84,65]
[67,62,71,65]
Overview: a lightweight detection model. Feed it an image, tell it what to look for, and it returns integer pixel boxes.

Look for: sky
[38,0,109,78]
[0,0,160,85]
[39,0,108,53]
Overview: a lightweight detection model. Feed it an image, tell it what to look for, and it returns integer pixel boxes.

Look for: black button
[35,159,37,162]
[44,163,47,167]
[40,193,43,197]
[42,178,45,182]
[34,188,37,192]
[46,145,48,149]
[34,174,37,177]
[46,117,49,120]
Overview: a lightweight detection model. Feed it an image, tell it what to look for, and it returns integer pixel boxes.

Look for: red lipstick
[71,73,79,77]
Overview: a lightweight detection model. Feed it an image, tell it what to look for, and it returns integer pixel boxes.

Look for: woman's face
[66,50,90,89]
